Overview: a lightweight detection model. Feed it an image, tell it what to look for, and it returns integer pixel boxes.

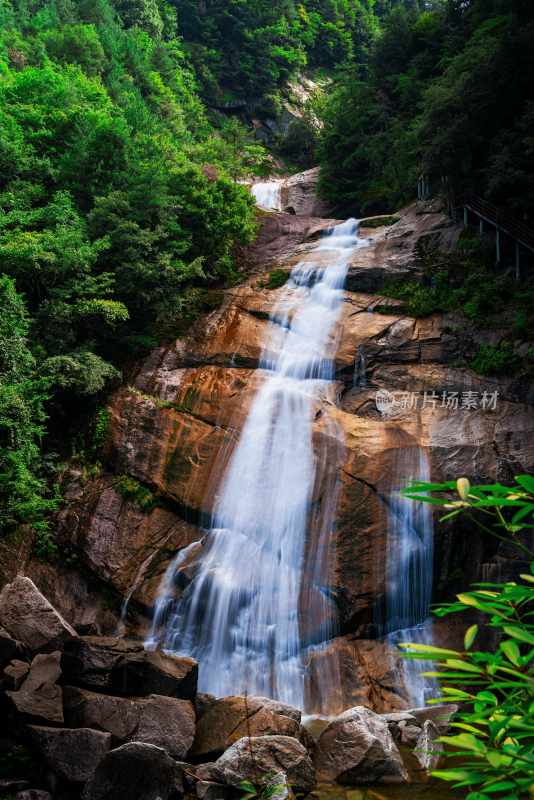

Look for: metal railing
[464,194,534,253]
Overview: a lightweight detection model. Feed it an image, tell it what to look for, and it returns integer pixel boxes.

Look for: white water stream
[147,219,368,709]
[251,180,283,210]
[383,447,437,706]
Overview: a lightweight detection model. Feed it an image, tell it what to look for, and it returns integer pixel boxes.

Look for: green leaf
[514,474,534,494]
[500,639,521,666]
[398,643,460,657]
[440,733,487,755]
[444,658,484,673]
[431,769,480,782]
[465,624,479,650]
[503,626,534,645]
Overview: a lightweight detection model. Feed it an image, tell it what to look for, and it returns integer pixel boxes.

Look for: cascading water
[147,219,369,710]
[251,180,283,211]
[382,445,437,706]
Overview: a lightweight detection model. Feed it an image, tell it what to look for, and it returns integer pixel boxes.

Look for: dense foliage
[0,0,265,544]
[401,477,534,800]
[318,0,534,216]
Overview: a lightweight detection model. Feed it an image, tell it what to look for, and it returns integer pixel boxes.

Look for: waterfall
[383,446,437,707]
[251,180,283,211]
[147,219,368,710]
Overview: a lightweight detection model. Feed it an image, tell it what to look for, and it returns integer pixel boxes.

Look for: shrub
[401,476,534,800]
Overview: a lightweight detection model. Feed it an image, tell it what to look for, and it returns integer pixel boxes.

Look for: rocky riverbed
[0,575,459,800]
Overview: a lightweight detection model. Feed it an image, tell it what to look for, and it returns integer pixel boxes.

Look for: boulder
[409,704,458,733]
[61,636,197,699]
[414,720,444,771]
[196,780,233,800]
[15,792,52,800]
[64,686,195,760]
[0,577,77,652]
[3,659,30,690]
[7,652,63,724]
[82,742,178,800]
[28,726,111,783]
[314,707,408,785]
[192,695,301,759]
[214,735,315,793]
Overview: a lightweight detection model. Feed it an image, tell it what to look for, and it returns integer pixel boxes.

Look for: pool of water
[311,782,464,800]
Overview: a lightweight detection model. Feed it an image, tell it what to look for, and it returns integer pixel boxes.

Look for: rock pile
[0,576,455,799]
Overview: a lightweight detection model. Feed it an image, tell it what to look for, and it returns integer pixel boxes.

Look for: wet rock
[214,735,315,793]
[0,577,77,652]
[410,704,458,733]
[6,652,63,724]
[399,724,421,747]
[3,659,30,690]
[414,720,444,771]
[314,706,408,785]
[196,692,217,720]
[61,636,197,699]
[196,780,233,800]
[64,686,195,759]
[82,742,178,800]
[28,726,111,783]
[15,791,52,800]
[192,695,302,759]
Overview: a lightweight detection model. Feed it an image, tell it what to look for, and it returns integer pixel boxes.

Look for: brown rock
[409,704,458,733]
[82,742,178,800]
[314,706,408,785]
[192,695,301,759]
[15,792,52,800]
[28,726,111,783]
[61,636,197,699]
[0,577,77,652]
[3,659,30,690]
[64,686,195,760]
[6,652,63,724]
[214,735,315,793]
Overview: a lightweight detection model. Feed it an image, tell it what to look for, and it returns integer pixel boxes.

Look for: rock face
[28,726,112,783]
[2,201,532,716]
[215,735,315,793]
[192,695,301,759]
[82,742,178,800]
[0,577,77,651]
[281,168,331,217]
[314,707,408,785]
[61,636,198,699]
[64,686,195,759]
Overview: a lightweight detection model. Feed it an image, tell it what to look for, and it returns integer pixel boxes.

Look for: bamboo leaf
[465,624,479,650]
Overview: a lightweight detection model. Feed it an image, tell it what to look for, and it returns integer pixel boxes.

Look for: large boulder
[0,577,77,652]
[214,735,315,793]
[61,636,197,699]
[82,742,179,800]
[64,686,195,759]
[314,707,408,785]
[192,695,301,760]
[7,652,63,724]
[28,726,111,783]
